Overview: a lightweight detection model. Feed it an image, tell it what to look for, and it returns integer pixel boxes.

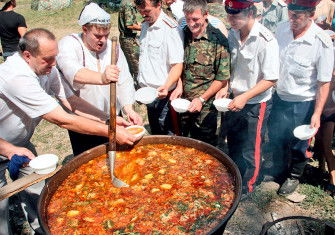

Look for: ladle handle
[109,37,118,151]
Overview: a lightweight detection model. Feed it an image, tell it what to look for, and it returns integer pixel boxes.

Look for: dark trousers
[180,103,218,146]
[146,97,174,135]
[266,92,314,180]
[68,130,108,156]
[224,100,271,193]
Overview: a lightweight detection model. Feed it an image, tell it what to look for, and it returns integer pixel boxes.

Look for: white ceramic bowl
[135,87,158,104]
[213,98,232,112]
[126,125,146,138]
[293,125,317,140]
[171,98,191,113]
[29,154,59,174]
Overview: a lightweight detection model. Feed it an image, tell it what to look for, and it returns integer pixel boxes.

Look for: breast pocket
[240,50,255,72]
[190,52,215,79]
[289,56,312,84]
[148,40,162,59]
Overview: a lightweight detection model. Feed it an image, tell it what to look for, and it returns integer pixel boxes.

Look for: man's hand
[215,88,229,99]
[116,116,131,127]
[3,145,35,161]
[228,93,249,112]
[310,113,321,129]
[170,80,183,100]
[101,65,120,84]
[126,109,143,125]
[157,85,168,99]
[116,126,140,145]
[188,98,203,112]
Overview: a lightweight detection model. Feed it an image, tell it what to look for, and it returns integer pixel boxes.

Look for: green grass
[15,0,119,39]
[299,184,335,222]
[250,187,281,211]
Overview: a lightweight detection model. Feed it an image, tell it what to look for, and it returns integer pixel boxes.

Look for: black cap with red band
[287,0,320,11]
[224,0,261,14]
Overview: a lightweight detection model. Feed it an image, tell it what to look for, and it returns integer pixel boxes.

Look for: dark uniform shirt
[183,23,230,105]
[118,0,139,38]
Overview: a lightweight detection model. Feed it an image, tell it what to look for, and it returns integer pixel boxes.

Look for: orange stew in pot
[47,144,235,234]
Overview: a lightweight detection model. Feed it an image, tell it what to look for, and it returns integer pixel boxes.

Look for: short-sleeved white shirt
[229,21,279,104]
[0,53,73,146]
[57,34,135,114]
[138,10,184,89]
[275,21,334,102]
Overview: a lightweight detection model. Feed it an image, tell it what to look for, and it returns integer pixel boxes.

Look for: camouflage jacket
[208,2,230,29]
[162,1,175,20]
[182,23,230,103]
[118,0,138,38]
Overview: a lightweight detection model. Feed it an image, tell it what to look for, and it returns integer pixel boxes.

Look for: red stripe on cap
[287,0,320,8]
[247,102,266,193]
[225,0,253,9]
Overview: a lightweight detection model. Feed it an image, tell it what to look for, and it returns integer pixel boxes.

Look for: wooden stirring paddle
[108,37,128,187]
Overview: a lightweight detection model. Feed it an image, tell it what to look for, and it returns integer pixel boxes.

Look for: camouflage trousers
[180,103,218,146]
[119,36,139,88]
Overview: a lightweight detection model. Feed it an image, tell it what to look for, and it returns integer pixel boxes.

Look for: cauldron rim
[38,135,242,234]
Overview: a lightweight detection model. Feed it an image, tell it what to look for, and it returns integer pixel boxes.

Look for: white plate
[213,98,232,112]
[171,98,191,113]
[135,87,158,104]
[125,125,146,138]
[29,154,58,174]
[293,125,317,140]
[332,90,335,103]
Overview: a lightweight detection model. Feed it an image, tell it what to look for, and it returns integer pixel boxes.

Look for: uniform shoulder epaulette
[259,26,274,42]
[162,15,178,28]
[316,30,333,48]
[277,0,287,7]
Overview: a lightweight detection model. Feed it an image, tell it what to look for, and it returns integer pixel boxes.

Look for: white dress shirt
[275,21,334,102]
[138,10,184,89]
[0,53,73,146]
[57,34,135,114]
[229,21,279,104]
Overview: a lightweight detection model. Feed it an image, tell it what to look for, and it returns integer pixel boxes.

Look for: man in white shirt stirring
[135,0,184,135]
[267,0,333,195]
[0,28,139,235]
[57,3,142,155]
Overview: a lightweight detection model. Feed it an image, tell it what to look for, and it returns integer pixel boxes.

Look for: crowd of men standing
[0,0,334,233]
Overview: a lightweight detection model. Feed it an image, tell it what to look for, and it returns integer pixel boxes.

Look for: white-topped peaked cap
[78,2,110,26]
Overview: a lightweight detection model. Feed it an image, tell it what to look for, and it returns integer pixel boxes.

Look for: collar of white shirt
[291,21,318,45]
[232,20,261,44]
[148,10,169,30]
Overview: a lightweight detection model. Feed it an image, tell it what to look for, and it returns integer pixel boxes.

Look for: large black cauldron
[38,135,242,234]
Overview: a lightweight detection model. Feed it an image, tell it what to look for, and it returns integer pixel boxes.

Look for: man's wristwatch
[199,97,206,104]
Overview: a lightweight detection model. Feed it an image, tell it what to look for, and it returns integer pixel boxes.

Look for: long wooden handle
[109,37,118,151]
[0,166,62,201]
